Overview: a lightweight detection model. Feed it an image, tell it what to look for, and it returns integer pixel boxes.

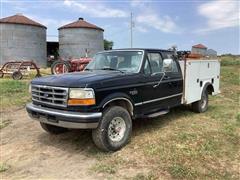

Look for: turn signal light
[68,98,96,106]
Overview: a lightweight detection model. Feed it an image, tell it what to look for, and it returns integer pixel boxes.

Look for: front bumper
[26,103,102,129]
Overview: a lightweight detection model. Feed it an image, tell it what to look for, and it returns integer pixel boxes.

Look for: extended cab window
[163,59,179,73]
[143,59,151,75]
[147,52,163,74]
[161,52,179,73]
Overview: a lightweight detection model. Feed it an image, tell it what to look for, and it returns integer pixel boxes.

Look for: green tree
[104,39,114,50]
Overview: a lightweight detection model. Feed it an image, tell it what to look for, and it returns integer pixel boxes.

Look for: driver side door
[139,51,167,113]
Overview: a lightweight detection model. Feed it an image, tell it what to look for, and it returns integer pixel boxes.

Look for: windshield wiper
[100,67,125,73]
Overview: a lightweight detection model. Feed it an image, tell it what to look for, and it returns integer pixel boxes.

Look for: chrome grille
[31,85,68,107]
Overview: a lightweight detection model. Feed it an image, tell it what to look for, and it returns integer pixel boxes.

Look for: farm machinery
[51,57,92,75]
[0,61,41,80]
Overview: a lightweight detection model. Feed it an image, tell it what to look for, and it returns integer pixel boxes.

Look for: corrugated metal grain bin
[58,18,104,59]
[0,14,47,67]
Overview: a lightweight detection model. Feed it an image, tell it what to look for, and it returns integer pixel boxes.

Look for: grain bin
[0,14,47,67]
[191,44,207,56]
[58,18,104,59]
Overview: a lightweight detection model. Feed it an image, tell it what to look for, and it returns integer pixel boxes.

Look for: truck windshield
[85,51,143,73]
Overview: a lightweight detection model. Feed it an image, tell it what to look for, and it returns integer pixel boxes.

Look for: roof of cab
[102,48,173,52]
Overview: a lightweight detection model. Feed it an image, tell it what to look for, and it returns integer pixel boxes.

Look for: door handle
[163,76,170,80]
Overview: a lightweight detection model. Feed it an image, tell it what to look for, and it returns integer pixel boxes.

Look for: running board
[145,110,169,118]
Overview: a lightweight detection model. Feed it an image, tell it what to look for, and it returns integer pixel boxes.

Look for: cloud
[130,0,148,8]
[131,1,180,33]
[135,25,148,33]
[27,14,71,27]
[63,0,128,18]
[197,0,239,32]
[136,12,179,33]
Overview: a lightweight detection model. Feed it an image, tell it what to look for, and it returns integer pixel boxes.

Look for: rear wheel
[0,70,4,78]
[51,61,71,75]
[12,71,23,80]
[40,122,68,134]
[192,90,208,113]
[92,106,132,152]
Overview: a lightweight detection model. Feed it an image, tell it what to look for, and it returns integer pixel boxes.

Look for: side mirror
[163,58,173,72]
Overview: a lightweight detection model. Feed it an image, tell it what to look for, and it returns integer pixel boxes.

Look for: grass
[132,172,158,180]
[0,118,11,129]
[0,63,239,179]
[91,163,116,174]
[220,55,240,66]
[168,164,198,179]
[0,162,10,173]
[87,64,240,179]
[0,79,30,111]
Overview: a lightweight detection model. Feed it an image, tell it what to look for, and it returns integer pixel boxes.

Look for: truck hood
[31,71,126,88]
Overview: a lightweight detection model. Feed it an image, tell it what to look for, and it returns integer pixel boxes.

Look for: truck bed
[179,59,220,104]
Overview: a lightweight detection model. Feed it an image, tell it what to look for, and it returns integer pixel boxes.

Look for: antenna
[130,12,134,48]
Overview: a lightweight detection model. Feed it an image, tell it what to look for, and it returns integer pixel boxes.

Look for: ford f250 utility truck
[26,49,220,151]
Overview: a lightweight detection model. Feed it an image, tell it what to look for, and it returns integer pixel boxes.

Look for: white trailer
[179,59,220,105]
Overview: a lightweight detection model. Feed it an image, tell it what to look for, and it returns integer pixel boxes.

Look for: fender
[100,92,134,115]
[201,82,214,95]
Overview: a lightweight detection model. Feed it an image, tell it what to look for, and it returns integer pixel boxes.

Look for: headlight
[68,88,95,106]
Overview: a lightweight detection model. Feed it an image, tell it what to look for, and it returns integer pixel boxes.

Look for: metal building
[207,49,217,58]
[0,14,47,67]
[191,44,207,56]
[58,18,104,59]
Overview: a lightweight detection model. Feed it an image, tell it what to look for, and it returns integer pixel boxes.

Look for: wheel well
[103,99,133,116]
[206,84,214,95]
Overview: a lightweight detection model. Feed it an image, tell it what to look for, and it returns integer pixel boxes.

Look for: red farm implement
[51,57,92,75]
[0,61,41,80]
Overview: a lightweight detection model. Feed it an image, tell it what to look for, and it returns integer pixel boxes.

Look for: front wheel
[92,106,132,152]
[192,90,208,113]
[51,61,71,75]
[12,71,23,80]
[40,122,68,134]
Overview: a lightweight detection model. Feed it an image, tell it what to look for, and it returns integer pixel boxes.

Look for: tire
[40,122,68,134]
[192,89,208,113]
[51,61,71,75]
[12,71,23,80]
[0,70,4,78]
[92,106,132,152]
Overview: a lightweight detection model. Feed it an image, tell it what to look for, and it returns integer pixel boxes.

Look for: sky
[1,0,239,54]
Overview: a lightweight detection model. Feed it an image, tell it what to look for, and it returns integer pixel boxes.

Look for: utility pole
[130,12,134,48]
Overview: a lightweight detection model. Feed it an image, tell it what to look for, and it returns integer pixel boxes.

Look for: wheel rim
[108,117,126,142]
[201,94,207,109]
[14,72,21,79]
[53,63,68,74]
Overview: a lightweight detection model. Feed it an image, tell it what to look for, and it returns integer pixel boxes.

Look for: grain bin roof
[0,14,47,29]
[58,18,104,31]
[192,44,207,49]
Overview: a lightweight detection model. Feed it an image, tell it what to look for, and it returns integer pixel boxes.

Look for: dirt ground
[1,108,104,179]
[1,63,239,180]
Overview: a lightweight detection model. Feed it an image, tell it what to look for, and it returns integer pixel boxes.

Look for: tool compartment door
[184,61,201,104]
[180,60,220,104]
